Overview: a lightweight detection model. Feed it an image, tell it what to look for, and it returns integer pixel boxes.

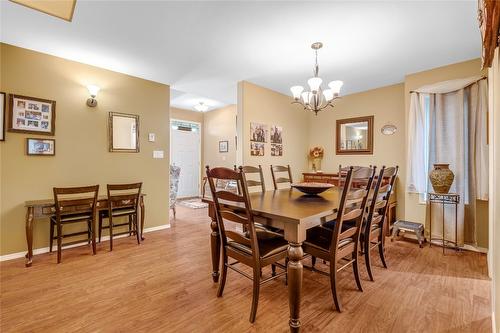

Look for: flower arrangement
[309,146,324,159]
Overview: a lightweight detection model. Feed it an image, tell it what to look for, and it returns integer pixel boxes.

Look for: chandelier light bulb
[328,80,344,96]
[323,89,334,101]
[307,77,322,93]
[301,92,311,105]
[290,86,304,100]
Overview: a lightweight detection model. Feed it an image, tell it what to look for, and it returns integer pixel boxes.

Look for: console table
[24,194,146,267]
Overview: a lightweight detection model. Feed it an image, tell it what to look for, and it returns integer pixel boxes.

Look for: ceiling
[1,1,480,111]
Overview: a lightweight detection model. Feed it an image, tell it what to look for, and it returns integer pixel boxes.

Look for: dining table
[202,187,342,332]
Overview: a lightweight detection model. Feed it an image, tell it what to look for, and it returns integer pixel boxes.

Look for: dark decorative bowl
[291,182,334,195]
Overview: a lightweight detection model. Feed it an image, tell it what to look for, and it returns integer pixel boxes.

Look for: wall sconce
[86,85,100,107]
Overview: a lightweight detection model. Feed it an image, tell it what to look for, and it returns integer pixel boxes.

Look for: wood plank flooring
[0,206,491,332]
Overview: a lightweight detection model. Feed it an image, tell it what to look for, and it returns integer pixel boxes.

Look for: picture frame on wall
[219,140,228,153]
[9,94,56,136]
[0,92,5,141]
[26,138,55,156]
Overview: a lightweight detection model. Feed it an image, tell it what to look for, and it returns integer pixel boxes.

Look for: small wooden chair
[235,165,266,192]
[303,166,375,312]
[206,166,288,323]
[270,165,293,190]
[98,183,142,251]
[363,166,398,281]
[50,185,99,263]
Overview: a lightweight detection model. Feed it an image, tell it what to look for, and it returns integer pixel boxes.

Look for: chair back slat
[330,166,375,253]
[53,185,99,217]
[107,183,142,213]
[270,165,293,190]
[207,166,261,259]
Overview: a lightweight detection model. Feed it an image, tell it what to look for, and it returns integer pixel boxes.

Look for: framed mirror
[336,115,373,155]
[109,112,139,152]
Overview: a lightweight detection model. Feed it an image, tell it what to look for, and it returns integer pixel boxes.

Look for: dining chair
[234,165,266,192]
[363,166,398,281]
[170,165,181,219]
[98,183,142,251]
[206,166,288,323]
[303,166,375,312]
[270,165,293,190]
[50,185,99,263]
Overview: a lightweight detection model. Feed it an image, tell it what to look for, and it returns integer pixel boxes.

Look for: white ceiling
[1,1,480,111]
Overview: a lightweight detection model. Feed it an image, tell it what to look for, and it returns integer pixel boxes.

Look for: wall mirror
[109,112,139,152]
[336,115,374,155]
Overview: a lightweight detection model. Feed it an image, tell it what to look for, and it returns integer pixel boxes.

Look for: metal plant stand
[428,193,460,254]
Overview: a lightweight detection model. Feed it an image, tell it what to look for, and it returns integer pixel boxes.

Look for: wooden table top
[25,193,146,207]
[203,188,342,224]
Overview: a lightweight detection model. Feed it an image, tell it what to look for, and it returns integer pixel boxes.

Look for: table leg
[210,214,220,283]
[288,241,304,332]
[429,202,432,248]
[25,207,34,267]
[140,196,145,240]
[455,201,458,251]
[442,201,445,255]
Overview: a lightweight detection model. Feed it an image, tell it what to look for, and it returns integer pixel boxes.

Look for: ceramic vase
[429,163,454,194]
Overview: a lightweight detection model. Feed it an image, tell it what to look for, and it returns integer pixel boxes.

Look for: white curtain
[407,77,488,246]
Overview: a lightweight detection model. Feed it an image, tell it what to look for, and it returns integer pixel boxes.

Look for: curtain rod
[409,76,487,94]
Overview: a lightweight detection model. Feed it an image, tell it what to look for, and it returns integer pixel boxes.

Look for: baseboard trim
[391,233,488,254]
[0,224,171,262]
[492,311,496,333]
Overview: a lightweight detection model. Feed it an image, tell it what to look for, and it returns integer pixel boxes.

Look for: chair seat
[304,226,353,252]
[100,207,136,217]
[228,232,288,259]
[50,212,92,223]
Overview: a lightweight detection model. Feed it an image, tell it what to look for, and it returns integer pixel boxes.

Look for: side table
[428,192,460,254]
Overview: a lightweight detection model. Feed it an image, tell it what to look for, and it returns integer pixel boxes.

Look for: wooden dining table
[202,187,342,332]
[24,194,146,267]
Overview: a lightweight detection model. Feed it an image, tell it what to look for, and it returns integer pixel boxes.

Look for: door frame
[170,118,202,197]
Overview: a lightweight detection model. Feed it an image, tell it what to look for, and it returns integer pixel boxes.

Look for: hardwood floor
[0,206,491,332]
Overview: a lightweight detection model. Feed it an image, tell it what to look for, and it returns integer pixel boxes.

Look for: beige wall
[308,83,406,217]
[488,46,500,332]
[403,58,489,248]
[0,44,170,255]
[238,81,309,188]
[203,105,237,170]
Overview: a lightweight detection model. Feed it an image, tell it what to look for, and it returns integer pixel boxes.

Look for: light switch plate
[153,150,164,159]
[148,133,156,142]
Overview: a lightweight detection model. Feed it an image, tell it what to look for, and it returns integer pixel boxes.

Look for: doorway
[170,120,201,198]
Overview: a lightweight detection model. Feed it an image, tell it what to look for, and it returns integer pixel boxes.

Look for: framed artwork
[26,138,55,156]
[250,142,264,156]
[336,115,374,155]
[270,125,282,144]
[9,94,56,135]
[0,92,5,141]
[271,143,283,156]
[219,140,228,153]
[250,122,268,143]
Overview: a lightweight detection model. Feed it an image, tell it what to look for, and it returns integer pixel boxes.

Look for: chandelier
[290,42,343,115]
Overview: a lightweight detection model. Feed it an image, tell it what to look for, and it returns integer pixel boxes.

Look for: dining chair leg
[173,206,176,219]
[109,217,113,251]
[271,264,276,276]
[57,222,63,264]
[353,251,363,292]
[364,238,374,282]
[91,218,97,255]
[98,213,103,243]
[329,261,342,312]
[128,215,133,236]
[134,215,140,245]
[378,238,388,268]
[216,250,228,297]
[249,267,261,323]
[87,219,91,244]
[49,221,54,253]
[311,256,316,268]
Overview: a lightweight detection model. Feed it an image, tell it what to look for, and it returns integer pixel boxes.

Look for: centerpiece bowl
[291,182,334,195]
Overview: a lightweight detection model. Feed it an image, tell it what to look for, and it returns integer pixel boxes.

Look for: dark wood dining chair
[363,166,398,281]
[206,166,288,323]
[234,165,266,192]
[303,166,375,312]
[98,183,142,251]
[50,185,99,263]
[270,165,293,190]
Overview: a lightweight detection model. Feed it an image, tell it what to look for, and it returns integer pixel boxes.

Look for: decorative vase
[312,158,322,173]
[429,163,455,194]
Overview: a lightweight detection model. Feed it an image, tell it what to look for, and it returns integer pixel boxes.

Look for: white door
[170,121,201,198]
